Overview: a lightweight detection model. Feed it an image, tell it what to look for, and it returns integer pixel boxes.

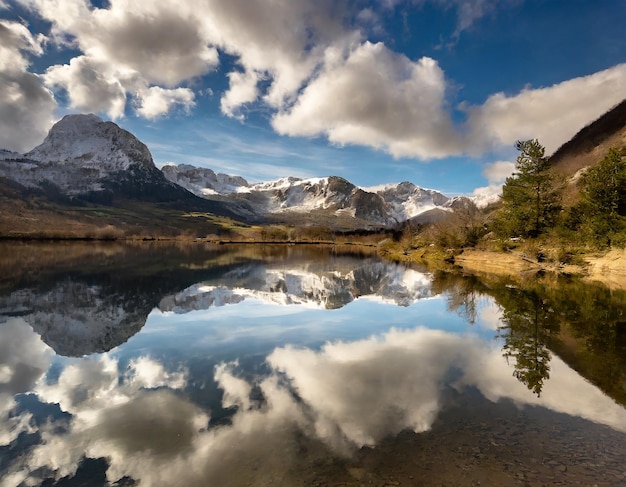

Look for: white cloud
[0,318,52,446]
[44,55,127,119]
[17,0,354,121]
[482,160,515,183]
[135,86,195,119]
[273,41,461,159]
[469,159,515,204]
[464,63,626,155]
[220,70,260,119]
[8,0,626,162]
[0,19,56,152]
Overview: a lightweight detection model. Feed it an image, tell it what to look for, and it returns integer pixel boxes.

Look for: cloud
[0,318,52,446]
[135,86,195,119]
[273,41,461,159]
[25,0,219,86]
[9,0,626,162]
[44,55,127,118]
[0,19,56,152]
[220,70,260,119]
[18,0,354,121]
[482,160,515,183]
[464,63,626,155]
[469,159,515,203]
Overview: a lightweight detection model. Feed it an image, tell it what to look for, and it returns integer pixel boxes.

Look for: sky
[1,0,625,197]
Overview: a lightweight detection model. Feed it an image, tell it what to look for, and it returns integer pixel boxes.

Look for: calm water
[0,242,625,486]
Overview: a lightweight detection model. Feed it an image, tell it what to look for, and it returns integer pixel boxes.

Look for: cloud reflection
[4,326,626,486]
[0,318,52,446]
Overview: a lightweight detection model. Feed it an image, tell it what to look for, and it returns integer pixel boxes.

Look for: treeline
[402,140,626,256]
[494,139,626,248]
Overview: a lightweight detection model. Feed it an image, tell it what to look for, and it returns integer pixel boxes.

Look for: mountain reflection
[158,260,433,312]
[1,244,626,486]
[0,244,433,356]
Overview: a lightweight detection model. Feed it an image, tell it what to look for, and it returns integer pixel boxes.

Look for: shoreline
[451,248,626,289]
[2,235,625,289]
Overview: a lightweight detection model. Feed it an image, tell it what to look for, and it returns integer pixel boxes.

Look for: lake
[0,242,625,486]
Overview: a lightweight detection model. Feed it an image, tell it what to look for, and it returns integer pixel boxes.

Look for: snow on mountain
[0,114,160,195]
[161,163,250,196]
[163,163,456,226]
[0,114,472,226]
[364,181,450,221]
[0,281,148,357]
[26,114,153,171]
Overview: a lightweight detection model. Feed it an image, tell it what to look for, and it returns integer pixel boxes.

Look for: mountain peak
[25,113,154,171]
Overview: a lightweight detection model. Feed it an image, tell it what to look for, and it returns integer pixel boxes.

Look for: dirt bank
[453,248,626,289]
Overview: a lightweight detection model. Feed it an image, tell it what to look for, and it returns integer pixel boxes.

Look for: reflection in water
[498,289,558,396]
[0,243,625,486]
[2,325,625,486]
[436,271,626,403]
[0,245,432,356]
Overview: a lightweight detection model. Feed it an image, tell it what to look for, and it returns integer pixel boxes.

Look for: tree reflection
[432,270,626,404]
[497,287,559,396]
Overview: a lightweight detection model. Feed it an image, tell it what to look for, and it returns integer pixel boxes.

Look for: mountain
[0,114,249,217]
[550,99,626,177]
[0,113,469,236]
[163,164,459,227]
[0,244,432,355]
[161,163,250,196]
[548,99,626,206]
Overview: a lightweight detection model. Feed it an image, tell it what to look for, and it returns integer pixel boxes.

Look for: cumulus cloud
[220,70,260,119]
[464,63,626,155]
[273,41,461,159]
[8,0,626,161]
[0,19,56,152]
[135,86,195,119]
[44,55,127,118]
[17,0,353,121]
[0,318,53,446]
[470,159,515,206]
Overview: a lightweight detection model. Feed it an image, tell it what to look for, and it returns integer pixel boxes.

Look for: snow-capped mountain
[0,114,474,229]
[0,280,149,357]
[364,181,451,221]
[161,163,250,196]
[162,163,463,226]
[0,114,251,219]
[0,114,161,196]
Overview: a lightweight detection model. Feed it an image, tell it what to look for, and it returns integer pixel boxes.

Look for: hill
[550,99,626,177]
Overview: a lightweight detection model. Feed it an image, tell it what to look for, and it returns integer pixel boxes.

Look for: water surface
[1,242,625,486]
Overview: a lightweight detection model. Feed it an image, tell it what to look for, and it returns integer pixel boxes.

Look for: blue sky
[1,0,625,196]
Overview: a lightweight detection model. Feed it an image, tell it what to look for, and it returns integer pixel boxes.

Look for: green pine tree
[580,147,626,246]
[497,139,562,238]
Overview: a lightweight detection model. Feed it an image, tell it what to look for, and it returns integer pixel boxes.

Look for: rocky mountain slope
[550,99,626,177]
[548,99,626,205]
[0,114,248,219]
[0,113,467,232]
[162,163,469,227]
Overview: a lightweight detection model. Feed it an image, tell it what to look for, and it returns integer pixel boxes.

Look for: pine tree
[580,147,626,245]
[498,139,562,238]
